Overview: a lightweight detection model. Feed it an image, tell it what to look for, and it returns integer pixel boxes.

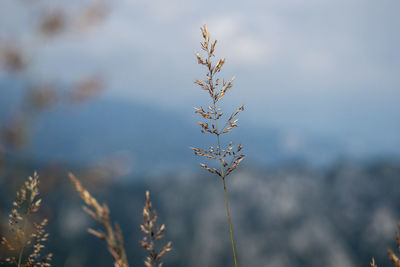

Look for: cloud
[202,14,271,65]
[121,0,195,23]
[2,0,399,158]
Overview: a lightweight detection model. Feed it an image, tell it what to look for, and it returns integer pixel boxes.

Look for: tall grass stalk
[69,173,171,267]
[140,190,172,267]
[0,172,52,267]
[191,24,245,267]
[69,173,129,267]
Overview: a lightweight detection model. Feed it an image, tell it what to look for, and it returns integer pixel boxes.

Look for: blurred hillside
[1,159,400,267]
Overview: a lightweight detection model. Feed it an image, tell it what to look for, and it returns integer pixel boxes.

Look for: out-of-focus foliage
[0,0,109,176]
[0,172,52,267]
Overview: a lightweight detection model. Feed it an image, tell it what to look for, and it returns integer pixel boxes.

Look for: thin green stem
[17,247,24,267]
[213,100,238,267]
[17,205,32,267]
[205,39,238,267]
[222,177,238,267]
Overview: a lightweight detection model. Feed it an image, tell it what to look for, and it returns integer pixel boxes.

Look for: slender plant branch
[69,173,129,267]
[17,206,31,267]
[1,172,52,267]
[192,24,245,267]
[17,248,23,267]
[223,178,238,267]
[214,92,238,267]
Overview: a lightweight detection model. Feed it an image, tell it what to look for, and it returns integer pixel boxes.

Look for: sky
[1,0,400,160]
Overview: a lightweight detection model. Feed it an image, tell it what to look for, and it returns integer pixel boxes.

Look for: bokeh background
[0,0,399,266]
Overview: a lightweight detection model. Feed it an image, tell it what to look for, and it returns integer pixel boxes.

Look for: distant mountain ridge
[2,96,394,176]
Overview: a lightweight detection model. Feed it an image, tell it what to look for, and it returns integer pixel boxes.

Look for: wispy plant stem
[69,173,129,267]
[214,99,238,267]
[222,174,238,267]
[17,248,24,267]
[2,172,52,267]
[193,24,244,267]
[17,197,32,267]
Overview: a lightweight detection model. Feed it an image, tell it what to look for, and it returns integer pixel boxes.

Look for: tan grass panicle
[387,222,400,267]
[140,191,172,267]
[69,173,129,267]
[191,24,244,267]
[0,172,52,267]
[370,257,377,267]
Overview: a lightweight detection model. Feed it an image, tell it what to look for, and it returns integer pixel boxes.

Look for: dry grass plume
[0,172,52,267]
[140,191,172,267]
[69,173,129,267]
[191,24,245,267]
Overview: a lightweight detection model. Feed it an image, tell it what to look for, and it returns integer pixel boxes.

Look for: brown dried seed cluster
[39,1,110,37]
[192,24,245,179]
[140,191,172,267]
[389,252,400,267]
[28,85,57,111]
[69,173,129,267]
[387,222,400,267]
[0,45,25,72]
[372,221,400,267]
[370,257,377,267]
[40,10,65,36]
[0,172,52,267]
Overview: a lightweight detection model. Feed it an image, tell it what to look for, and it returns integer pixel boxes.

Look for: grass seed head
[192,24,245,180]
[140,191,172,267]
[69,173,129,267]
[0,172,52,267]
